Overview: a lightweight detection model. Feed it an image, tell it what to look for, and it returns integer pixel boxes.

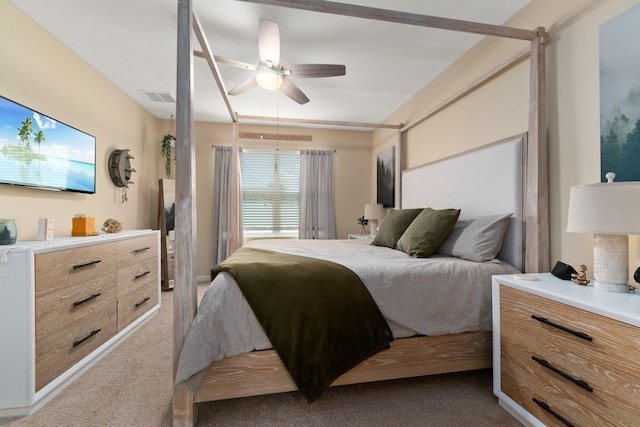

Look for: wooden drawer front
[35,243,117,297]
[117,256,158,296]
[35,274,117,341]
[501,367,616,427]
[501,323,637,427]
[116,234,158,268]
[117,280,157,332]
[167,250,175,280]
[35,302,117,391]
[500,285,640,426]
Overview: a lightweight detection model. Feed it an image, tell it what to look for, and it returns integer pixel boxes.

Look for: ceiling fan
[215,18,346,105]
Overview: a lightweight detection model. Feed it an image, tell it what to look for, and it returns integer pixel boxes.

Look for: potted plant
[356,215,368,235]
[161,115,175,177]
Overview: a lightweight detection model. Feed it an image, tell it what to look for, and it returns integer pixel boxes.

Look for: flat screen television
[0,95,96,194]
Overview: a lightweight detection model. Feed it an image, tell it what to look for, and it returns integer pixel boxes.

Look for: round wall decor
[108,149,136,188]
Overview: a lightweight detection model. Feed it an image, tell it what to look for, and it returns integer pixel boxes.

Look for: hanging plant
[161,115,175,177]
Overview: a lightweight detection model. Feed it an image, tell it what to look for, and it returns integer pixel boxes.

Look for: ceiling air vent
[141,91,175,103]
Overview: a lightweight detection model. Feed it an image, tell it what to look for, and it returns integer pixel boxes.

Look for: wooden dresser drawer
[117,280,158,332]
[168,250,175,280]
[501,324,621,427]
[35,243,118,297]
[117,256,159,297]
[500,285,640,426]
[35,302,117,391]
[35,274,117,341]
[117,234,158,268]
[501,367,616,427]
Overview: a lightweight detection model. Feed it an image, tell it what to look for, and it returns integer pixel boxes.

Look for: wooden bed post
[525,28,549,273]
[173,0,198,425]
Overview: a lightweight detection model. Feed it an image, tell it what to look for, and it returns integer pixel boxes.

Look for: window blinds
[241,149,300,238]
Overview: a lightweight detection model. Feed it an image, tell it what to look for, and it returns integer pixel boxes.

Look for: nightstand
[348,234,373,240]
[492,273,640,427]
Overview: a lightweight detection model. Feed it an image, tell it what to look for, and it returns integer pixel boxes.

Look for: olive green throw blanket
[211,247,393,402]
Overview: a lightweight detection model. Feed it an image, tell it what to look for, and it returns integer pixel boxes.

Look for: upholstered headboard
[402,135,526,271]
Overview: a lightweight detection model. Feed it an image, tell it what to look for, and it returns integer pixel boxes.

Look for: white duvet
[175,238,519,390]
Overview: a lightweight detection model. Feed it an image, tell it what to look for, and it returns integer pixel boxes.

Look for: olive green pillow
[396,208,461,257]
[370,208,423,249]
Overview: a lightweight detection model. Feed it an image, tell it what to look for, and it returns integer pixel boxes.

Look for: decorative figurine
[102,218,123,234]
[571,264,590,286]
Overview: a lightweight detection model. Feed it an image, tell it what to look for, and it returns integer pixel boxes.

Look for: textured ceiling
[9,0,531,127]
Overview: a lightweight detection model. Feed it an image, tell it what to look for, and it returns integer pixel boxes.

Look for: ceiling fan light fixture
[256,69,283,90]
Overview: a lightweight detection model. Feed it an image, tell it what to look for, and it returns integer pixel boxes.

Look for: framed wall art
[376,146,395,207]
[599,4,640,182]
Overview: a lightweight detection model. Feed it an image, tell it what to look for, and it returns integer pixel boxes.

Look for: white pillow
[436,213,512,262]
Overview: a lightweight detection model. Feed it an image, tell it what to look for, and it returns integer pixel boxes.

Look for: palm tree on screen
[18,117,33,146]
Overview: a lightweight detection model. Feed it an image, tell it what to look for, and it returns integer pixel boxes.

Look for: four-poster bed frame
[172,1,549,425]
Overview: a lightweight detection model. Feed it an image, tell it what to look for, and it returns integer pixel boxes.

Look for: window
[241,149,300,239]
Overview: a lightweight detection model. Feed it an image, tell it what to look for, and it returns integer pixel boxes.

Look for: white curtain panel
[212,146,243,265]
[299,150,336,239]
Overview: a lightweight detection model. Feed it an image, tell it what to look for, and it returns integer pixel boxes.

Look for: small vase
[0,219,17,245]
[360,224,366,235]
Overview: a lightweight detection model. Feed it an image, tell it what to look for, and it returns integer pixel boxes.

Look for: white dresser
[0,230,160,417]
[492,273,640,427]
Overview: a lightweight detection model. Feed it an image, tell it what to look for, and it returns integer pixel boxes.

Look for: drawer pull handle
[134,246,151,253]
[532,356,593,392]
[531,315,593,341]
[72,259,102,269]
[135,270,151,280]
[532,398,575,427]
[135,296,151,308]
[73,329,101,347]
[73,293,102,307]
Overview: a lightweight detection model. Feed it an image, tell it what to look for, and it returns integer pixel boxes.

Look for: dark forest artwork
[376,146,395,207]
[600,4,640,182]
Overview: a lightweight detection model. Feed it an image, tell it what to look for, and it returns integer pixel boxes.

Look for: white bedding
[175,238,519,389]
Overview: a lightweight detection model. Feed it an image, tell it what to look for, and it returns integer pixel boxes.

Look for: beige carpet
[1,284,521,427]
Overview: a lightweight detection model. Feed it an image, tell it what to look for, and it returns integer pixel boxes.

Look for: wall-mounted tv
[0,95,96,194]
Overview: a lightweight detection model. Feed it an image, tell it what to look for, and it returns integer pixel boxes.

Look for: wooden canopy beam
[525,28,549,273]
[192,13,237,123]
[237,0,540,41]
[238,114,402,129]
[173,0,198,425]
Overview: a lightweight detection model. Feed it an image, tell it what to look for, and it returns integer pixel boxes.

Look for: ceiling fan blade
[282,64,346,78]
[228,77,258,96]
[258,18,280,67]
[214,55,258,71]
[279,78,309,105]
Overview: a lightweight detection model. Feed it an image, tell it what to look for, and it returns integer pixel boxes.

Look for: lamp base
[369,220,379,235]
[593,233,629,293]
[592,280,630,293]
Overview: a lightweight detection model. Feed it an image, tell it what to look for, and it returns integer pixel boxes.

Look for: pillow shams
[371,208,423,249]
[396,208,460,258]
[436,213,512,262]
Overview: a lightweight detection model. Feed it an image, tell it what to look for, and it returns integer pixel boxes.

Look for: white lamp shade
[364,203,385,220]
[567,181,640,235]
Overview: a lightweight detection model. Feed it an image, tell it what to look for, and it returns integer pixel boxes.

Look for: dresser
[0,230,160,417]
[492,273,640,427]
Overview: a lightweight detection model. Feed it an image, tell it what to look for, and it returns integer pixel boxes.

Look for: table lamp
[364,203,385,235]
[566,172,640,293]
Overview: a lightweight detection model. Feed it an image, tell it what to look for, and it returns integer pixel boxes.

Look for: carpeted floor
[1,284,521,427]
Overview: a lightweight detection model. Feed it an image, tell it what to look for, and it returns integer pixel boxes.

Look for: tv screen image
[0,95,96,194]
